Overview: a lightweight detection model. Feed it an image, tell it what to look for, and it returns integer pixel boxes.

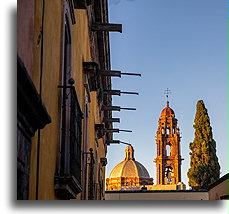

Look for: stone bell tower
[154,101,183,185]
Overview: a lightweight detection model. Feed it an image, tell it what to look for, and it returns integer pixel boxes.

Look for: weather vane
[164,88,171,101]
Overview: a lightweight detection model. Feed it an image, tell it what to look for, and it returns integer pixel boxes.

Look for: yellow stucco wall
[29,0,63,200]
[29,2,106,200]
[72,9,91,109]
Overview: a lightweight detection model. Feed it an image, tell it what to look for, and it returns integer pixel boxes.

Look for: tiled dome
[160,101,175,117]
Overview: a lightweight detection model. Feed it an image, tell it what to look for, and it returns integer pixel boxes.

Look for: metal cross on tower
[164,88,171,101]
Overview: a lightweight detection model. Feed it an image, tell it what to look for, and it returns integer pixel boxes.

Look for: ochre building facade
[17,0,122,200]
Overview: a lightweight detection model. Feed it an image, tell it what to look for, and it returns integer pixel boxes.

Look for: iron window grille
[88,148,95,200]
[55,85,83,199]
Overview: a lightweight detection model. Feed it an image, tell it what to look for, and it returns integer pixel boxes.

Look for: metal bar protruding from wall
[103,90,139,96]
[120,91,139,95]
[120,107,137,111]
[103,117,120,123]
[99,70,141,77]
[91,23,122,33]
[121,72,141,77]
[106,140,131,146]
[102,106,136,111]
[104,128,132,133]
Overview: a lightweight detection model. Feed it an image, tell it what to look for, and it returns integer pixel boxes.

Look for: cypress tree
[187,100,220,189]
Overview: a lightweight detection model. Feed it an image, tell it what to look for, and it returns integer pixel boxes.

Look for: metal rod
[103,90,139,96]
[102,106,136,111]
[120,107,136,111]
[118,129,132,132]
[103,90,120,95]
[120,91,139,95]
[120,141,132,146]
[105,129,132,133]
[99,70,141,77]
[102,106,120,111]
[99,70,121,77]
[109,140,120,144]
[91,23,122,33]
[103,118,120,123]
[108,140,131,146]
[104,129,119,133]
[121,72,141,77]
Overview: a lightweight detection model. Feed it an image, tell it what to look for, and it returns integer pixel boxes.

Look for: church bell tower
[154,100,183,185]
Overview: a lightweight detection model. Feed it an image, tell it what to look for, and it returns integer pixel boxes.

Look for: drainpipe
[82,98,89,199]
[35,0,45,200]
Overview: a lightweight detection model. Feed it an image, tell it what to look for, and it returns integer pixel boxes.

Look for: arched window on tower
[166,126,170,135]
[165,166,173,184]
[162,128,165,134]
[166,145,171,156]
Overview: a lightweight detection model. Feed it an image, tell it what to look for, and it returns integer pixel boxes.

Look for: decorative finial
[164,88,171,103]
[166,101,169,107]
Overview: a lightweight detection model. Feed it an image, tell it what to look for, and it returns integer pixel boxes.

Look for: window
[165,166,173,184]
[166,145,171,156]
[55,4,83,199]
[55,85,83,199]
[166,126,170,134]
[162,128,165,134]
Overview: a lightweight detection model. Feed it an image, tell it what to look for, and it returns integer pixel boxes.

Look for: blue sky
[106,0,228,188]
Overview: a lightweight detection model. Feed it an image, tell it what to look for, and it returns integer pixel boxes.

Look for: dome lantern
[125,145,135,160]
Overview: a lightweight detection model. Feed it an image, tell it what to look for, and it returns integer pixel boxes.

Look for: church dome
[106,145,154,190]
[109,146,150,179]
[160,101,175,117]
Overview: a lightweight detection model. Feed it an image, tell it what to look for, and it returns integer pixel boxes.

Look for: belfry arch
[166,145,171,156]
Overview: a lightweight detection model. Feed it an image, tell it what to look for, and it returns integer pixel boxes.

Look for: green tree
[187,100,220,189]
